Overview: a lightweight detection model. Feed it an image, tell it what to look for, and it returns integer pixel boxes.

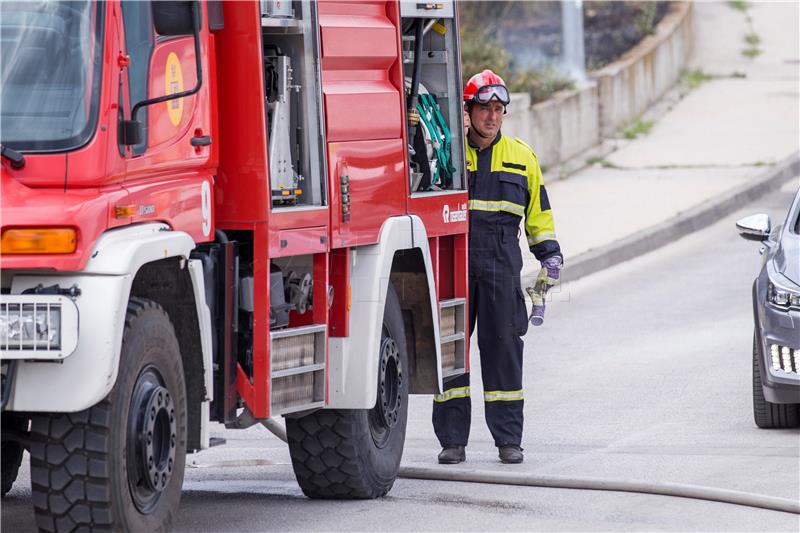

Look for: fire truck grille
[272,373,315,411]
[270,326,325,413]
[272,333,315,371]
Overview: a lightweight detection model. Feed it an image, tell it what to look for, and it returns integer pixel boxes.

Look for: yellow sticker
[432,21,446,35]
[165,52,184,126]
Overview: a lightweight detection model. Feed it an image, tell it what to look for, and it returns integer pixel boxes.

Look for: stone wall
[501,2,693,169]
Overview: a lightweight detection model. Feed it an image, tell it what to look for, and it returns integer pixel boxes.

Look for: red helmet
[463,69,510,105]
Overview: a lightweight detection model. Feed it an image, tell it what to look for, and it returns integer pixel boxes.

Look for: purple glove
[527,256,562,326]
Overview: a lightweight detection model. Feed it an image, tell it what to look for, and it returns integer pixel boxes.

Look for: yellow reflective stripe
[434,386,471,403]
[528,233,558,246]
[468,199,525,217]
[484,389,524,402]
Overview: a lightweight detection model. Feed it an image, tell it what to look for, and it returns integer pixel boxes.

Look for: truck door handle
[191,135,212,147]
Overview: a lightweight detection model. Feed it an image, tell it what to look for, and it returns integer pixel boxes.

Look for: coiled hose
[261,419,799,515]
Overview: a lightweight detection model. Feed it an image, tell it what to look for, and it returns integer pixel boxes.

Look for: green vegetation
[744,33,761,46]
[586,156,619,168]
[728,0,748,12]
[635,2,659,37]
[507,69,576,104]
[681,69,713,90]
[623,119,653,140]
[459,25,575,105]
[742,47,762,59]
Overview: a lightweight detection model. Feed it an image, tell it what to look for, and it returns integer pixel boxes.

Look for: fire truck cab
[1,0,468,529]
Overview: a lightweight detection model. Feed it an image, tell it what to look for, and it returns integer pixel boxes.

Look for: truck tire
[287,283,409,499]
[30,298,187,531]
[753,333,800,428]
[1,416,26,497]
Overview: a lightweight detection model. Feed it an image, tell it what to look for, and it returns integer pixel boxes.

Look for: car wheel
[286,282,409,499]
[30,298,187,531]
[752,333,800,428]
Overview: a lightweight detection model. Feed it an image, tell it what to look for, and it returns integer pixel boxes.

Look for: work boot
[437,445,466,464]
[498,445,524,464]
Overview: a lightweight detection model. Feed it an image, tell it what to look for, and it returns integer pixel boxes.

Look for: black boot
[498,445,523,464]
[437,445,466,464]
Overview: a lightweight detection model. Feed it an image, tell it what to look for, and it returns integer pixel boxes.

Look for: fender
[6,223,211,413]
[327,215,442,408]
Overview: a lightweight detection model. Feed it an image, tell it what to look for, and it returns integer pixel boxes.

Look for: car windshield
[0,1,104,152]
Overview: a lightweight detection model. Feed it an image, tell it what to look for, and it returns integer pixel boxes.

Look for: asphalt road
[3,182,799,531]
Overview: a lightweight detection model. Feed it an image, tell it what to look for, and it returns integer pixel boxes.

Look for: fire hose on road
[259,419,799,515]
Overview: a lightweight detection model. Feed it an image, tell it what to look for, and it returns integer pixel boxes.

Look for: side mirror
[152,1,199,36]
[736,213,771,242]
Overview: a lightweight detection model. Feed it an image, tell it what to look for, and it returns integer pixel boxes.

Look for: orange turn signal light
[1,228,77,255]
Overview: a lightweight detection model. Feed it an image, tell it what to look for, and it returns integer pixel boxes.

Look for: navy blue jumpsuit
[432,132,561,448]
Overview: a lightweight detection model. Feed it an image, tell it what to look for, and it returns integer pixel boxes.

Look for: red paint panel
[116,174,213,243]
[408,192,469,237]
[269,208,329,231]
[328,249,350,337]
[328,139,406,247]
[270,226,329,258]
[0,174,125,272]
[319,17,397,71]
[323,82,401,142]
[213,1,270,225]
[319,2,402,143]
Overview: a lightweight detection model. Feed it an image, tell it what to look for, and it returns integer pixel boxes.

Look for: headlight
[0,303,61,349]
[767,282,800,310]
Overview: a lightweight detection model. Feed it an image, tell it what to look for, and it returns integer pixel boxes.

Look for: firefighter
[432,69,563,464]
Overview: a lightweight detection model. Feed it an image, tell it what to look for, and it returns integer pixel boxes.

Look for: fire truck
[0,0,468,529]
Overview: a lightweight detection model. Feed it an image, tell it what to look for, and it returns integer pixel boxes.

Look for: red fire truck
[0,0,468,529]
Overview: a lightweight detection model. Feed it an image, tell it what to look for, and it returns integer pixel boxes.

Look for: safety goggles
[472,84,510,105]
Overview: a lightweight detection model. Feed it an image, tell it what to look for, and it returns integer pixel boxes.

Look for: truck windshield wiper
[1,144,25,169]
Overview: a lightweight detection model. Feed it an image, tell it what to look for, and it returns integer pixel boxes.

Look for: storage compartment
[261,1,327,208]
[400,1,465,194]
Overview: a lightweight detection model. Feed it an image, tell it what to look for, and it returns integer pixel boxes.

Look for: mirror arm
[124,3,202,145]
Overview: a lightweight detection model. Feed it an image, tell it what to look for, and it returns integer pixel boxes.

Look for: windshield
[1,1,104,152]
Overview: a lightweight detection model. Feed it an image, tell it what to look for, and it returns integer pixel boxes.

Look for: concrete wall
[592,2,693,136]
[501,2,693,168]
[503,84,599,169]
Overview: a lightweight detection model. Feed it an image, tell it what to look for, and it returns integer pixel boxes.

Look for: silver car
[737,187,800,428]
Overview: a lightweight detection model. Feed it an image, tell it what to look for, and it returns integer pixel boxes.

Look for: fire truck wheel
[287,283,409,499]
[1,416,26,497]
[30,297,187,532]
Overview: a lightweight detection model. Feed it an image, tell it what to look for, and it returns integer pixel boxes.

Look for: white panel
[188,259,214,402]
[327,215,442,408]
[5,224,200,412]
[8,274,131,411]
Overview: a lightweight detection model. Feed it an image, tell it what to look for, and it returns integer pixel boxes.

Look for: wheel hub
[369,336,403,447]
[378,337,402,429]
[128,369,177,513]
[141,386,176,493]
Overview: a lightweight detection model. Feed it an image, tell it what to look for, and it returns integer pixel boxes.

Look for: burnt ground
[460,1,671,74]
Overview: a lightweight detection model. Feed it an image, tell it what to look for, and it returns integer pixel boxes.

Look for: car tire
[752,333,800,428]
[30,297,187,531]
[286,283,409,499]
[1,416,27,498]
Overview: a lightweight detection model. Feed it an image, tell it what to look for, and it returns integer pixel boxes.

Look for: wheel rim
[369,332,403,448]
[127,367,177,514]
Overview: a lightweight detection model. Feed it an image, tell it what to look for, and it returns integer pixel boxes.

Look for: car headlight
[767,281,800,310]
[0,303,61,349]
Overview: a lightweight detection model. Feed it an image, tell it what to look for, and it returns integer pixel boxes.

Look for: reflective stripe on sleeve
[484,389,524,402]
[527,233,558,246]
[433,386,471,403]
[468,199,525,217]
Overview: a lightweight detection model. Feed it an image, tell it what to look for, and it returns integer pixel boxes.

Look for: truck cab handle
[191,135,212,147]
